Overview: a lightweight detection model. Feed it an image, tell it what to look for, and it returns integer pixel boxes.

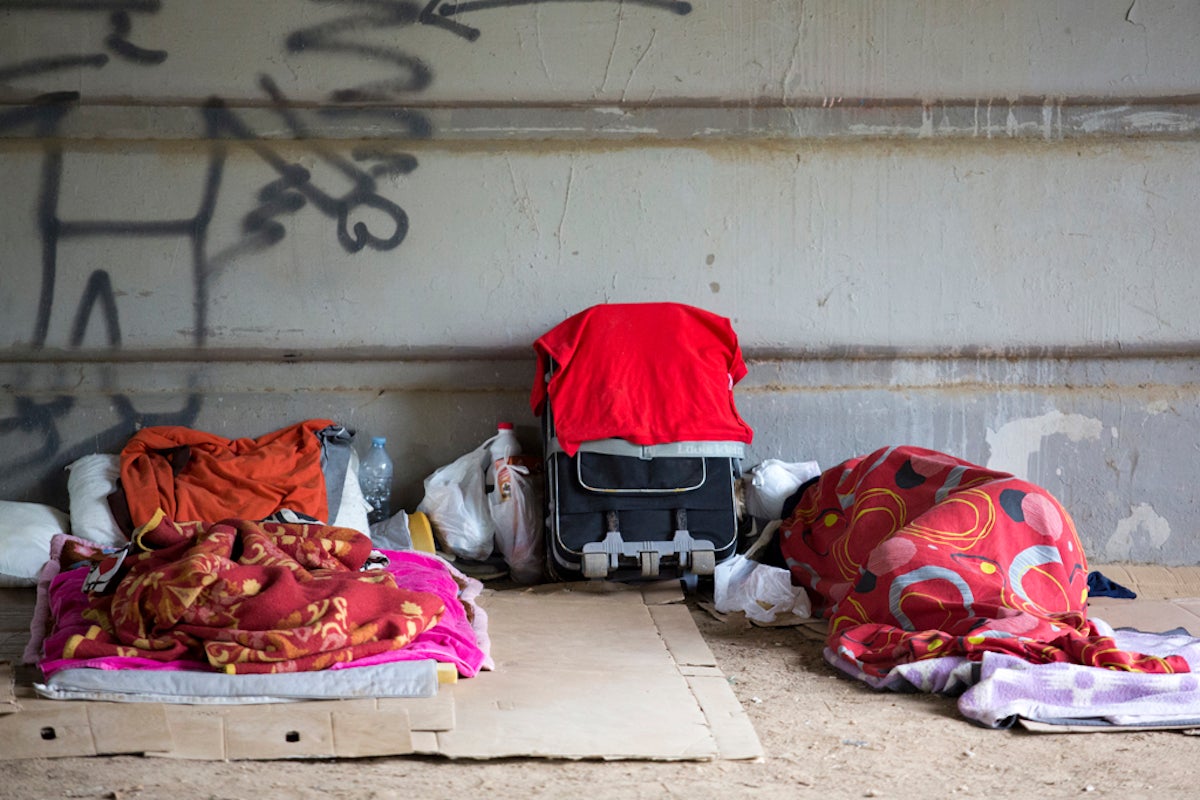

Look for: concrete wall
[2,1,1198,563]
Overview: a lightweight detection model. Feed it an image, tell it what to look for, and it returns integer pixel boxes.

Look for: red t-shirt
[531,303,753,455]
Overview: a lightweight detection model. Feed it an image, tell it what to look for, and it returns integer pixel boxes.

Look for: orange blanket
[119,420,336,529]
[64,512,445,674]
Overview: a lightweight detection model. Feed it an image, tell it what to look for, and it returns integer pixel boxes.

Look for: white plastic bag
[713,553,811,623]
[489,459,544,584]
[369,509,413,551]
[744,458,822,520]
[416,442,494,561]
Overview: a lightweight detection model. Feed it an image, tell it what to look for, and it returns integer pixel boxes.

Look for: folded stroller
[531,302,753,580]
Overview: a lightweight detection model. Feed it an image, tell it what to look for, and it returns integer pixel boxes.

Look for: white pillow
[331,449,372,536]
[65,454,128,548]
[0,501,69,587]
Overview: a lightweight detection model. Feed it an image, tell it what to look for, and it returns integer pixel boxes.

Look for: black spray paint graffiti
[419,0,692,41]
[287,1,433,101]
[0,0,693,499]
[0,0,192,490]
[0,90,428,489]
[0,1,166,83]
[0,3,430,494]
[0,93,207,488]
[204,75,417,256]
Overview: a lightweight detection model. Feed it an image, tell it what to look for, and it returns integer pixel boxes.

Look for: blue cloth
[1088,570,1137,599]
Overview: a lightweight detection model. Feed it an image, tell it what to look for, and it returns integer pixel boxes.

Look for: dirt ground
[4,587,1197,800]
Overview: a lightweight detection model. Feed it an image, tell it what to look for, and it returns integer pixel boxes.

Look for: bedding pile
[17,419,491,703]
[48,513,445,674]
[32,533,490,683]
[777,445,1200,729]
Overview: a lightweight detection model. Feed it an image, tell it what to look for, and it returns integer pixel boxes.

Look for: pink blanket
[33,540,490,679]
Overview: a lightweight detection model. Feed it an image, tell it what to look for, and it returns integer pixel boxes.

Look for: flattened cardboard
[0,673,453,760]
[1089,564,1200,599]
[649,604,718,668]
[173,703,411,761]
[378,693,455,731]
[646,606,763,760]
[1089,564,1200,637]
[332,706,414,759]
[147,695,452,760]
[441,664,714,760]
[1087,597,1200,637]
[410,729,439,753]
[1,662,16,716]
[685,674,764,761]
[0,701,100,759]
[435,586,763,761]
[0,697,171,759]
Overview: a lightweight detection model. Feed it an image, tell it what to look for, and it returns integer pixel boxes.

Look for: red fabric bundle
[531,302,753,455]
[779,446,1186,677]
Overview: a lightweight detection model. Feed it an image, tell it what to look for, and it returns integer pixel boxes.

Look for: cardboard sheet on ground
[1087,563,1200,638]
[436,584,762,761]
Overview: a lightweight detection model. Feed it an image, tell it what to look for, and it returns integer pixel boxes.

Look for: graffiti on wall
[0,1,166,83]
[418,0,692,41]
[0,0,692,500]
[0,1,190,488]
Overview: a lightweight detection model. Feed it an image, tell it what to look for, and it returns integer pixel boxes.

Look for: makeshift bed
[775,445,1200,731]
[3,415,771,764]
[16,419,491,707]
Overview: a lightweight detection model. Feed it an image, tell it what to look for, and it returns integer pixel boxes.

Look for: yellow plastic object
[408,511,436,554]
[437,662,458,684]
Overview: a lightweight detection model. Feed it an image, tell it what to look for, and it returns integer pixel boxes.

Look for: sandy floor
[4,588,1197,800]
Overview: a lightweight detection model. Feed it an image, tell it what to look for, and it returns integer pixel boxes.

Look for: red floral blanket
[779,446,1186,678]
[63,512,445,674]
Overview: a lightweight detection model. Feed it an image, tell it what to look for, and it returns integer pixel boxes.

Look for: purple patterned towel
[828,624,1200,729]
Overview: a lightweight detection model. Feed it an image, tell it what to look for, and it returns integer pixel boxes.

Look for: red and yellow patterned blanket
[779,446,1186,678]
[63,511,445,674]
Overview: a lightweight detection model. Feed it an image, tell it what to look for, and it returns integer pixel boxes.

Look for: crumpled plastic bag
[370,509,413,552]
[416,442,494,561]
[713,553,811,623]
[744,458,821,521]
[488,459,544,584]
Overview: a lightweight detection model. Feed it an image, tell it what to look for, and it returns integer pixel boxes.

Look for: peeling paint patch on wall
[1105,503,1172,563]
[985,410,1103,480]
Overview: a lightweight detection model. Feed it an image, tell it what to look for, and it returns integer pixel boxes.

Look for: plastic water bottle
[485,422,521,494]
[360,436,394,525]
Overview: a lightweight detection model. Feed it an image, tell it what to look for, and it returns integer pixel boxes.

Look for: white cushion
[65,454,127,547]
[0,501,69,587]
